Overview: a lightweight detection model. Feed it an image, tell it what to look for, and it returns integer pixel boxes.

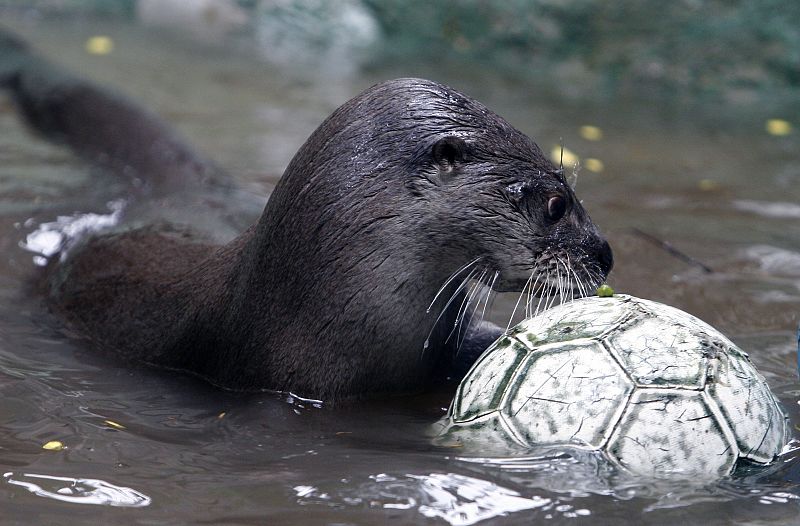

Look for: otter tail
[0,28,229,193]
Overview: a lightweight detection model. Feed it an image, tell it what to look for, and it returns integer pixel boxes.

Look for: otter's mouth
[493,253,608,300]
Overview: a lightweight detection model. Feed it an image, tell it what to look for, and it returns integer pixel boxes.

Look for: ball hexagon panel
[709,352,789,463]
[502,341,634,449]
[634,297,741,353]
[608,317,709,388]
[511,296,630,349]
[453,337,528,423]
[606,389,738,479]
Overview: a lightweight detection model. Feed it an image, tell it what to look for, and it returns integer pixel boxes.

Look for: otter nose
[597,239,614,277]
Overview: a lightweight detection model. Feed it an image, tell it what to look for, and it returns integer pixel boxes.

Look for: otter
[0,32,612,400]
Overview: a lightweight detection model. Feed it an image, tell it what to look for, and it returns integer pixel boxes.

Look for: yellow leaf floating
[42,440,64,451]
[550,146,579,168]
[766,119,792,136]
[698,179,720,191]
[579,125,603,141]
[85,36,114,56]
[584,158,604,173]
[104,419,126,430]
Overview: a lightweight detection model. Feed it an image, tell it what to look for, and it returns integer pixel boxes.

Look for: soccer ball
[438,294,790,479]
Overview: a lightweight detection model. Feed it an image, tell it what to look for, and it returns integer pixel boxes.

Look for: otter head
[391,79,613,301]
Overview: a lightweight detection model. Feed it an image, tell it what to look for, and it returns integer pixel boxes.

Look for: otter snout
[491,232,613,296]
[596,238,614,278]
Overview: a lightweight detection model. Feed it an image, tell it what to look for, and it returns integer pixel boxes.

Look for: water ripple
[3,472,151,508]
[733,200,800,220]
[293,471,587,524]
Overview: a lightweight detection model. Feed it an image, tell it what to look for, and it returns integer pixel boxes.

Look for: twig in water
[631,227,713,274]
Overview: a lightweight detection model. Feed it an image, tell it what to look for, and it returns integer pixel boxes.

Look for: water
[1,13,800,525]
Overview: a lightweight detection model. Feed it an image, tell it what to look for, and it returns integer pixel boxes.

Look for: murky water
[1,14,800,525]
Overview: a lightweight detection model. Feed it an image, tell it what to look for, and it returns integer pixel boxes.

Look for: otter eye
[547,195,567,221]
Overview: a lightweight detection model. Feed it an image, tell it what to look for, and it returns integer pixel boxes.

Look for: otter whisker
[570,270,576,302]
[556,263,565,308]
[526,273,542,317]
[565,270,574,303]
[448,268,488,345]
[569,255,587,299]
[579,262,593,290]
[581,260,603,291]
[542,271,554,314]
[457,270,488,348]
[568,257,579,301]
[550,276,557,309]
[548,265,561,311]
[478,271,499,330]
[524,270,537,311]
[572,259,603,298]
[568,256,588,299]
[525,270,536,318]
[423,266,481,353]
[574,272,585,300]
[534,274,549,314]
[524,280,530,318]
[557,262,564,305]
[529,270,543,317]
[592,266,604,288]
[506,270,535,334]
[566,262,574,300]
[427,256,482,313]
[457,269,495,352]
[557,254,581,301]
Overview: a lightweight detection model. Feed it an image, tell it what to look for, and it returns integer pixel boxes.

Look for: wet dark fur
[2,31,612,400]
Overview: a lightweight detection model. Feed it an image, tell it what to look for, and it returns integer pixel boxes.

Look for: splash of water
[20,199,126,266]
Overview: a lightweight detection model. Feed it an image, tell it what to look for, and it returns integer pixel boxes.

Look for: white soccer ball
[439,294,790,479]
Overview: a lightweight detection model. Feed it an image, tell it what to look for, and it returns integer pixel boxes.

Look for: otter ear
[432,136,467,174]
